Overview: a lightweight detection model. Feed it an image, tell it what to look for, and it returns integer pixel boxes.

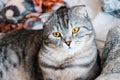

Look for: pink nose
[65,41,71,46]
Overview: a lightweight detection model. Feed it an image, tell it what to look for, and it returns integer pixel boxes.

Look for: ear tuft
[71,5,88,17]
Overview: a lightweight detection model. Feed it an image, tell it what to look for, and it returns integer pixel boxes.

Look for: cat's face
[42,6,94,49]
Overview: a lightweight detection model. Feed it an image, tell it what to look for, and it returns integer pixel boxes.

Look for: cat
[38,5,101,80]
[0,29,43,80]
[95,26,120,80]
[0,5,100,80]
[101,0,120,18]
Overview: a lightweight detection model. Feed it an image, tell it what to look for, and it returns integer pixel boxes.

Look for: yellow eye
[72,27,79,34]
[53,32,61,38]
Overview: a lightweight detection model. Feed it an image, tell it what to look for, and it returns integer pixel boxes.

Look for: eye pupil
[55,33,57,35]
[74,29,77,31]
[72,27,79,34]
[53,32,61,37]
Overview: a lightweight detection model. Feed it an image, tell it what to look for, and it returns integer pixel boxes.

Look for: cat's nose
[65,41,71,46]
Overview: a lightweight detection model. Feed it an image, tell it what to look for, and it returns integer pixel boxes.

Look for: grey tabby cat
[96,26,120,80]
[39,5,100,80]
[0,29,43,80]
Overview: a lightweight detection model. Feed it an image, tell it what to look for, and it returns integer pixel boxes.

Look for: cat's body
[0,6,100,80]
[0,29,43,80]
[39,6,100,80]
[96,26,120,80]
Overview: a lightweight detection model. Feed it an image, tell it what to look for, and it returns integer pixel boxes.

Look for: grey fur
[0,5,101,80]
[0,29,43,80]
[39,6,100,80]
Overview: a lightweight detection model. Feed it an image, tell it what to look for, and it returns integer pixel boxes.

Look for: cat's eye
[53,32,61,38]
[72,27,79,34]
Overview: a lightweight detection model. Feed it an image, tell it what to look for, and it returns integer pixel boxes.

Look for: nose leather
[65,41,71,46]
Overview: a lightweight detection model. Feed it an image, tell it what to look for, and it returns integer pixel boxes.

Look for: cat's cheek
[48,35,61,45]
[49,38,62,47]
[61,42,68,48]
[70,40,81,49]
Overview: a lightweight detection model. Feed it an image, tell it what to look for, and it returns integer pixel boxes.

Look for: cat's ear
[71,5,88,17]
[39,12,53,23]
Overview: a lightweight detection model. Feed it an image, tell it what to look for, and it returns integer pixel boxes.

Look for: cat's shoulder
[0,29,43,47]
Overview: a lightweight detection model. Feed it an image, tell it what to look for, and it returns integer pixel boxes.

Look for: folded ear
[71,5,88,17]
[39,12,53,23]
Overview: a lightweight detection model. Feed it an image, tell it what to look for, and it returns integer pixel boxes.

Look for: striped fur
[39,6,100,80]
[0,29,43,80]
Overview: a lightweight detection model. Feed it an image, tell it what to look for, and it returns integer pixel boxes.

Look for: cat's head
[41,5,95,48]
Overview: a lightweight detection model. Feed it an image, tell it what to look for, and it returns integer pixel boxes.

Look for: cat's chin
[62,46,74,51]
[68,46,71,49]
